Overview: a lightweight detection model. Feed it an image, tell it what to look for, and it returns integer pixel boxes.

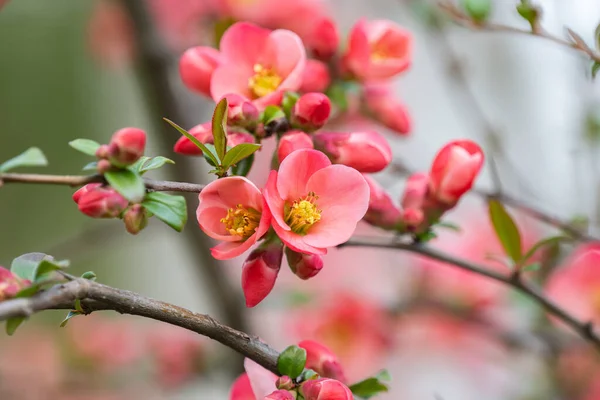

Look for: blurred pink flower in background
[87,0,135,68]
[362,83,411,135]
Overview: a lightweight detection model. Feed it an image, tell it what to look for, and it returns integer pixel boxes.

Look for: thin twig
[0,278,280,374]
[343,236,600,350]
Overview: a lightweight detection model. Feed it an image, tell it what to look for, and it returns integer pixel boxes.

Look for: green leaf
[282,91,299,117]
[33,259,69,282]
[142,192,187,232]
[214,17,236,47]
[520,235,571,266]
[138,156,175,174]
[375,369,391,382]
[105,169,145,203]
[595,23,600,51]
[231,153,254,177]
[69,139,101,156]
[81,271,97,281]
[349,377,389,399]
[164,118,219,165]
[82,161,98,171]
[593,62,600,80]
[277,345,307,379]
[462,0,492,22]
[202,144,220,167]
[298,369,319,382]
[516,0,539,27]
[261,105,285,125]
[222,143,261,169]
[5,317,25,336]
[74,299,84,313]
[521,262,541,272]
[488,200,522,263]
[435,221,461,231]
[60,311,82,328]
[129,156,151,172]
[212,98,229,162]
[0,147,48,172]
[11,252,48,281]
[326,83,349,112]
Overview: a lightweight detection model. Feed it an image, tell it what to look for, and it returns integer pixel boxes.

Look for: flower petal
[272,221,327,255]
[276,149,331,201]
[244,358,278,399]
[219,22,271,66]
[210,65,254,102]
[263,170,290,232]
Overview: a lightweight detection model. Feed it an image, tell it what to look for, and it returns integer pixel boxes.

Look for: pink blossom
[400,173,430,230]
[73,184,129,219]
[278,131,314,163]
[313,131,392,173]
[242,242,284,307]
[291,93,331,132]
[179,47,222,97]
[210,22,306,108]
[149,0,212,49]
[174,122,254,156]
[300,378,353,400]
[197,176,271,260]
[429,139,484,205]
[263,149,369,255]
[303,17,339,60]
[263,390,294,400]
[0,267,29,301]
[298,340,346,382]
[362,83,411,135]
[285,248,324,280]
[342,19,412,81]
[230,373,256,400]
[362,174,402,230]
[107,127,146,167]
[300,59,331,93]
[229,359,278,400]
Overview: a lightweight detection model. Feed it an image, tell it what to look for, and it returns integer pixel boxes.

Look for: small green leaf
[415,230,437,243]
[142,192,187,232]
[375,369,391,382]
[81,271,97,281]
[6,317,25,336]
[74,299,84,313]
[105,169,145,203]
[261,105,285,125]
[593,62,600,80]
[130,156,151,172]
[34,259,69,282]
[11,252,48,281]
[277,345,307,379]
[435,221,461,231]
[298,369,319,382]
[0,147,48,172]
[516,0,539,27]
[222,143,261,169]
[82,161,98,171]
[462,0,492,23]
[520,235,571,266]
[164,118,219,165]
[212,98,229,162]
[521,262,541,272]
[69,139,101,156]
[282,91,299,117]
[60,311,82,328]
[349,377,389,399]
[138,156,175,174]
[232,154,255,177]
[326,83,349,112]
[484,253,514,269]
[488,200,522,263]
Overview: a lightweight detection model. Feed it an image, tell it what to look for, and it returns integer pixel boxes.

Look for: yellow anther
[220,204,261,239]
[248,64,282,98]
[284,192,322,235]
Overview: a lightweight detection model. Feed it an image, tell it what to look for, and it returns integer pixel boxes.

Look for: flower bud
[362,174,401,230]
[278,131,314,163]
[107,127,146,167]
[298,340,347,382]
[75,184,129,218]
[95,144,110,159]
[285,247,323,280]
[362,84,411,136]
[123,204,148,235]
[223,93,259,130]
[291,93,331,133]
[276,376,295,391]
[179,46,222,97]
[429,139,484,205]
[241,241,284,307]
[0,267,30,301]
[173,122,213,155]
[400,173,430,230]
[300,378,353,400]
[264,390,295,400]
[228,130,255,147]
[305,17,339,60]
[313,131,392,173]
[300,60,331,93]
[96,159,112,174]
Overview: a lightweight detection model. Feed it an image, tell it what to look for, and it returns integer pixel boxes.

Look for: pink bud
[298,340,347,383]
[401,173,430,230]
[123,204,148,235]
[264,390,295,400]
[173,122,213,155]
[362,174,402,230]
[305,17,339,60]
[429,140,484,205]
[0,266,29,301]
[300,378,353,400]
[223,93,259,129]
[291,93,331,132]
[228,130,256,147]
[73,183,102,204]
[96,159,112,174]
[300,60,331,93]
[179,46,222,97]
[363,84,411,136]
[95,144,110,159]
[108,127,146,167]
[75,184,129,218]
[278,131,314,163]
[285,248,323,280]
[276,376,295,391]
[241,242,283,307]
[313,131,392,173]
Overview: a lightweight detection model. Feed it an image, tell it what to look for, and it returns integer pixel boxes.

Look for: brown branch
[0,278,279,374]
[343,236,600,350]
[439,1,600,64]
[0,172,205,193]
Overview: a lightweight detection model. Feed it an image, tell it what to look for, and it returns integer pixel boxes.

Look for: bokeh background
[1,0,600,399]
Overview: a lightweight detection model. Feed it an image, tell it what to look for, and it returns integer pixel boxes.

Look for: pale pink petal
[198,176,263,211]
[219,22,271,66]
[244,359,278,399]
[263,170,290,231]
[211,237,256,260]
[276,149,331,201]
[210,65,254,102]
[197,207,239,242]
[268,30,306,90]
[272,222,327,255]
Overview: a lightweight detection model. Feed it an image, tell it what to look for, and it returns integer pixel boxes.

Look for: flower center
[220,204,261,239]
[284,192,322,235]
[248,64,282,98]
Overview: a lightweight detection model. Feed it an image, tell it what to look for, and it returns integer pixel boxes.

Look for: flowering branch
[0,278,280,374]
[343,236,600,350]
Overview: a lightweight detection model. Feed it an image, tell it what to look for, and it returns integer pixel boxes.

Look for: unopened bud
[305,17,339,60]
[291,93,331,133]
[75,184,129,218]
[242,241,284,307]
[95,144,110,159]
[174,122,213,156]
[223,93,259,130]
[0,267,30,301]
[301,378,353,400]
[123,204,148,235]
[300,60,331,93]
[107,127,146,167]
[276,376,295,391]
[285,247,323,280]
[278,131,314,163]
[179,46,222,97]
[96,159,112,174]
[264,390,296,400]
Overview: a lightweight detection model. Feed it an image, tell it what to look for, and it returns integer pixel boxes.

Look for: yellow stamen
[284,192,322,235]
[220,204,261,239]
[248,64,282,98]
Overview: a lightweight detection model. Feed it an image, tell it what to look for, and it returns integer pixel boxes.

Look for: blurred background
[1,0,600,399]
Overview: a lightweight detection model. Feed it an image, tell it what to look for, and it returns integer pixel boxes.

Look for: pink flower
[0,267,29,301]
[278,131,314,163]
[313,131,392,173]
[303,17,339,60]
[429,139,484,205]
[174,122,254,156]
[242,241,284,307]
[300,378,353,400]
[73,184,129,219]
[211,22,306,108]
[300,59,331,93]
[263,390,295,400]
[298,340,346,382]
[230,359,278,400]
[362,83,411,135]
[342,19,412,81]
[291,93,331,132]
[107,127,146,167]
[285,248,324,280]
[263,149,369,255]
[362,174,402,230]
[230,373,256,400]
[87,0,135,69]
[400,173,430,230]
[196,176,271,260]
[179,46,222,97]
